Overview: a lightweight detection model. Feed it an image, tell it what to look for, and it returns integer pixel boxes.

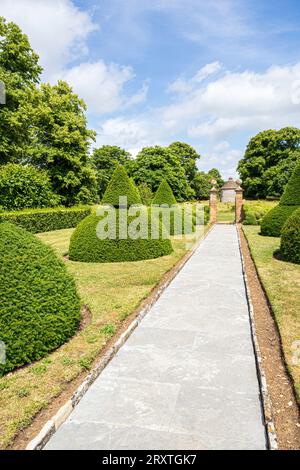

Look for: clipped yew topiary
[69,209,172,263]
[152,180,198,235]
[70,167,173,263]
[280,208,300,264]
[152,180,177,206]
[261,161,300,236]
[260,205,297,237]
[102,165,141,207]
[0,223,81,375]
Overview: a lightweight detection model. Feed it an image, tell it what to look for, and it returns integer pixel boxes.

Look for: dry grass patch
[0,227,204,449]
[243,226,300,401]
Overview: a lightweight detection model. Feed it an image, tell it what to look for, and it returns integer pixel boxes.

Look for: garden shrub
[243,211,258,225]
[0,206,91,233]
[69,209,173,263]
[260,205,297,237]
[0,222,80,375]
[138,182,153,206]
[0,163,60,211]
[261,162,300,236]
[280,162,300,206]
[70,167,172,262]
[280,208,300,264]
[242,200,276,225]
[102,165,141,207]
[152,180,177,206]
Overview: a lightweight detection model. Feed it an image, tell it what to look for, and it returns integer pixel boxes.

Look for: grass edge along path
[0,226,209,449]
[242,226,300,403]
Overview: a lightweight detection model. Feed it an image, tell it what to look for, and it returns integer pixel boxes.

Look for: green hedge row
[0,206,92,234]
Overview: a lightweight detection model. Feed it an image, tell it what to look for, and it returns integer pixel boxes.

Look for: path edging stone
[26,224,214,450]
[236,225,278,450]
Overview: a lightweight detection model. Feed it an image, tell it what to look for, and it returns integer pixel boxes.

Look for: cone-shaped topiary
[101,165,142,208]
[280,208,300,264]
[280,161,300,206]
[69,209,173,263]
[152,180,177,206]
[260,205,297,237]
[0,222,80,375]
[261,161,300,236]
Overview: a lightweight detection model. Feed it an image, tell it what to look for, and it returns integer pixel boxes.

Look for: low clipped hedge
[260,205,298,237]
[280,208,300,264]
[69,209,173,263]
[0,222,81,375]
[0,206,91,234]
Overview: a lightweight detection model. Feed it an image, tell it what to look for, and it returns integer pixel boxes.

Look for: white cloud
[163,63,300,140]
[0,0,97,78]
[59,61,148,114]
[168,61,222,94]
[96,115,167,156]
[0,0,148,114]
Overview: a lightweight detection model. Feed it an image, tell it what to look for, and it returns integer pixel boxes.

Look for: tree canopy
[238,127,300,199]
[91,145,131,198]
[0,17,42,164]
[129,146,194,201]
[168,141,200,183]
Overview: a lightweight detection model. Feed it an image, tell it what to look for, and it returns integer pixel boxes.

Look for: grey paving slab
[45,224,267,450]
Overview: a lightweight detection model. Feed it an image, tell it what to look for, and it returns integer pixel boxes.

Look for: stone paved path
[46,225,266,450]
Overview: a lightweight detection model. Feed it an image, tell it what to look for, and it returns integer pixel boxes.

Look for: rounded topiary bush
[260,205,297,237]
[0,163,60,211]
[0,222,80,376]
[152,180,177,206]
[69,209,173,263]
[261,161,300,236]
[280,208,300,264]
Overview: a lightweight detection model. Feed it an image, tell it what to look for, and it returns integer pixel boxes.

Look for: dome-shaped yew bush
[69,209,173,263]
[0,223,80,375]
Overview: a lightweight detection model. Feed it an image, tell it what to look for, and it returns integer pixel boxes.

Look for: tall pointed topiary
[152,179,177,206]
[101,165,141,207]
[70,168,173,263]
[280,161,300,206]
[261,160,300,236]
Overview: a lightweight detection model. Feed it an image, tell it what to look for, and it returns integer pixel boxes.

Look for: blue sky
[2,0,300,178]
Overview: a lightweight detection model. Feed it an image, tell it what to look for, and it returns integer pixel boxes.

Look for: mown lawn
[217,202,235,222]
[0,227,206,449]
[243,226,300,400]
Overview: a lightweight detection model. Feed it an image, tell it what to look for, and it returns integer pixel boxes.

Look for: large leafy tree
[0,17,42,164]
[91,145,131,198]
[129,146,194,201]
[168,141,200,183]
[238,127,300,199]
[29,81,98,205]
